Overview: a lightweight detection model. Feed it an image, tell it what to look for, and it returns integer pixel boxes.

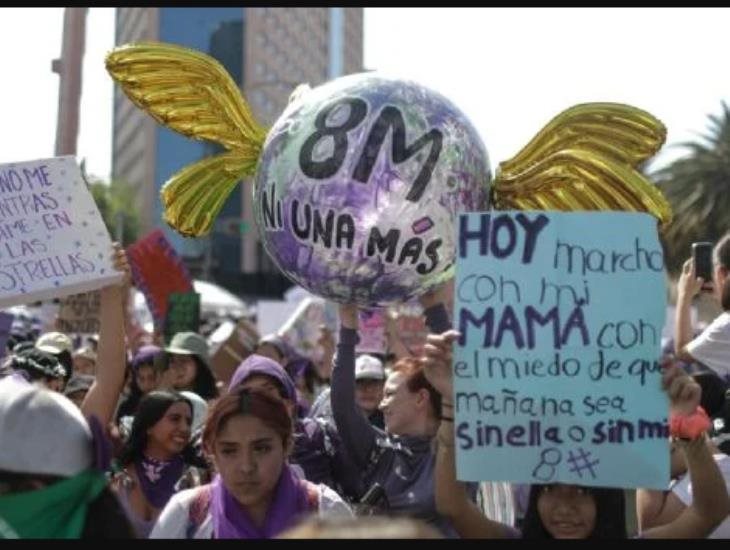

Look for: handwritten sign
[57,291,101,334]
[0,157,122,308]
[453,212,668,489]
[164,292,201,344]
[356,310,387,354]
[209,318,260,385]
[126,229,193,329]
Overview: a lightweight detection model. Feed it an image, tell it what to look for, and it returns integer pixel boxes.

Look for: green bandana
[0,470,107,539]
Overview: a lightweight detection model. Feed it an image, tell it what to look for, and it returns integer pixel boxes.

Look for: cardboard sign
[126,229,193,329]
[209,318,260,384]
[454,212,668,489]
[164,292,201,344]
[57,291,101,334]
[0,157,122,308]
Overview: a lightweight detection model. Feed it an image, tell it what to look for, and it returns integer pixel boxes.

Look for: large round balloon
[106,43,672,308]
[252,73,491,306]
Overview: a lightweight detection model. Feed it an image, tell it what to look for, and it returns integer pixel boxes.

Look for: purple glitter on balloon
[252,73,490,306]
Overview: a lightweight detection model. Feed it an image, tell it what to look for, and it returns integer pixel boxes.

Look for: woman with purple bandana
[150,389,351,538]
[227,355,363,503]
[111,390,208,538]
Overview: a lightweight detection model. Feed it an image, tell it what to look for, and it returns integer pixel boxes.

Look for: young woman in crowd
[160,332,219,402]
[330,289,466,536]
[150,388,351,538]
[111,390,207,538]
[227,355,363,503]
[423,330,730,539]
[675,233,730,380]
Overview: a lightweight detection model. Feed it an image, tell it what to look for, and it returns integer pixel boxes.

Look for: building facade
[112,7,363,297]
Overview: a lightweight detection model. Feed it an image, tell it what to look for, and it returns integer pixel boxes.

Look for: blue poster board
[453,211,668,489]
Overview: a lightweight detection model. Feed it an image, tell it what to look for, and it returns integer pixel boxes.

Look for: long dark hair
[521,484,627,539]
[189,356,219,401]
[714,233,730,311]
[118,390,203,468]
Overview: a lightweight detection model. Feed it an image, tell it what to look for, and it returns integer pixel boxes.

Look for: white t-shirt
[686,312,730,379]
[149,482,352,539]
[672,453,730,539]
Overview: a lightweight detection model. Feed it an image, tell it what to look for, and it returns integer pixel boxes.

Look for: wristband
[669,406,711,440]
[440,416,454,422]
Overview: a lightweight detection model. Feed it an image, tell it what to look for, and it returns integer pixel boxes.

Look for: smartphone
[692,242,713,288]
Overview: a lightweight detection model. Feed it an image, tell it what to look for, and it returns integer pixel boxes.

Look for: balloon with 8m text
[252,73,491,307]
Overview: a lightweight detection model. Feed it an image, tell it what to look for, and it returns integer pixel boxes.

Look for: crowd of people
[1,235,730,539]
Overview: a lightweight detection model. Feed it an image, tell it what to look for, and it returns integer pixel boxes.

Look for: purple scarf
[210,465,312,539]
[135,454,185,509]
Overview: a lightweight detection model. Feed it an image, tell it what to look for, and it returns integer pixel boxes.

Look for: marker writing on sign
[458,213,549,262]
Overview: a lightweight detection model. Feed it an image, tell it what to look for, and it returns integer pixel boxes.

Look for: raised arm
[642,366,730,539]
[425,330,515,539]
[81,243,130,427]
[674,258,703,361]
[330,304,378,468]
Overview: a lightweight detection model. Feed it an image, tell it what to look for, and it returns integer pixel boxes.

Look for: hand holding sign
[663,363,701,417]
[0,157,123,308]
[454,211,669,490]
[422,330,460,399]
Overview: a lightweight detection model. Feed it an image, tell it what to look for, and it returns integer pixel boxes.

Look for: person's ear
[416,388,430,408]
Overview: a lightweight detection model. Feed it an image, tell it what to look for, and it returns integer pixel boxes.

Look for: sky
[1,7,730,181]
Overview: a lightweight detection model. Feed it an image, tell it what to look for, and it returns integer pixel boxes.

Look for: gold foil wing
[492,103,672,227]
[105,42,267,237]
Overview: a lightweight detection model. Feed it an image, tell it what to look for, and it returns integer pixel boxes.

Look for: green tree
[83,165,141,246]
[653,102,730,275]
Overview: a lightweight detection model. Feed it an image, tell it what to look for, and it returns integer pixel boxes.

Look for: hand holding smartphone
[692,242,714,292]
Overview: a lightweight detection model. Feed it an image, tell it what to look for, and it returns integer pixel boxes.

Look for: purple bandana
[209,465,312,539]
[228,354,296,400]
[135,454,185,509]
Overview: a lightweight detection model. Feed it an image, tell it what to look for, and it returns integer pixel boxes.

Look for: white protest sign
[0,156,122,308]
